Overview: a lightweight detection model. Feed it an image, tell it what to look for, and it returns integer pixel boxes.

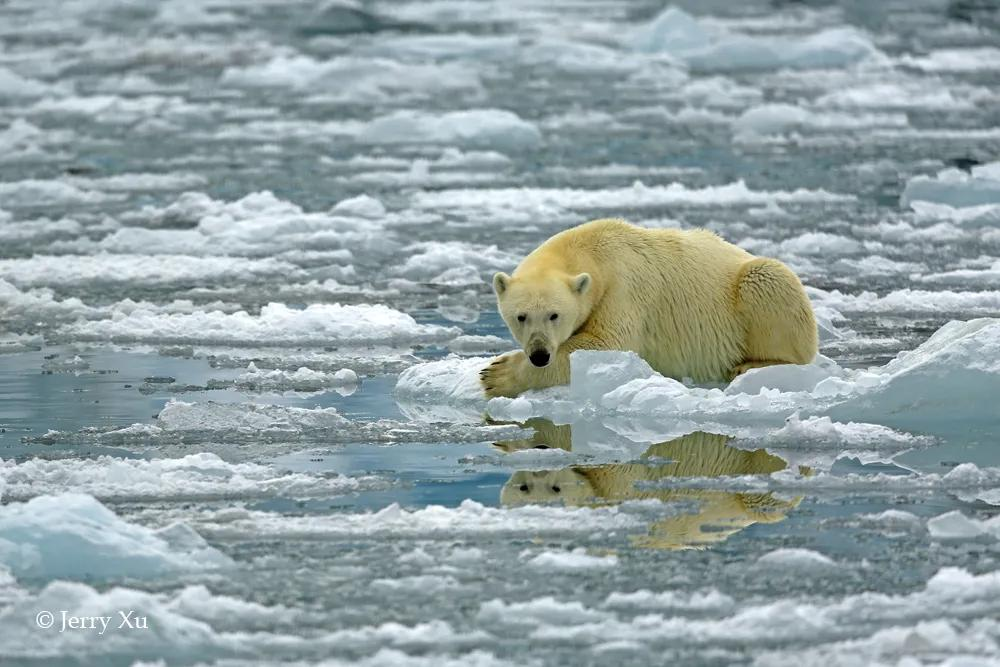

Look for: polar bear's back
[547,219,753,381]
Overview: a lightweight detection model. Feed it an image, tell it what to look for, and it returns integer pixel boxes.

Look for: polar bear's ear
[571,273,591,295]
[493,272,511,295]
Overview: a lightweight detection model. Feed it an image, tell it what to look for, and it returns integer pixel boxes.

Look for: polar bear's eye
[517,314,526,323]
[549,313,558,321]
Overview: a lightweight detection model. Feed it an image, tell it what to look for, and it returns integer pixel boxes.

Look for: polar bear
[481,218,817,398]
[499,430,800,550]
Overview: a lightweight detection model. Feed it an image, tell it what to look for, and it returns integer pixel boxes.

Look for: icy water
[2,0,1000,665]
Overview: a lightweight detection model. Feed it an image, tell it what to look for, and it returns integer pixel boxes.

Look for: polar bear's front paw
[480,352,530,398]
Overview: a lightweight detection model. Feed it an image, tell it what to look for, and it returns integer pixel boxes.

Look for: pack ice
[398,319,1000,439]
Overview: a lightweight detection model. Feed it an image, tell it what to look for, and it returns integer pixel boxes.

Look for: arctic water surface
[1,0,1000,665]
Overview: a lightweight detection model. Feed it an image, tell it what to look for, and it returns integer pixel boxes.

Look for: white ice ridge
[927,510,1000,540]
[0,453,383,501]
[63,190,391,258]
[185,499,645,540]
[627,7,882,70]
[220,55,483,100]
[356,109,542,150]
[0,493,231,580]
[60,302,460,346]
[0,254,297,289]
[235,363,360,393]
[901,160,1000,210]
[733,104,907,138]
[401,319,1000,438]
[411,180,853,217]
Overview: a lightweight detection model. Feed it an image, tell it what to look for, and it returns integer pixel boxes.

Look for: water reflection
[496,421,800,550]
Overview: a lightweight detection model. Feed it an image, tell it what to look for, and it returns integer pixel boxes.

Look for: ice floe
[0,254,296,290]
[185,499,646,541]
[927,510,1000,540]
[628,7,882,71]
[60,302,460,346]
[400,319,1000,439]
[0,179,117,207]
[80,190,391,258]
[234,363,360,394]
[220,55,483,101]
[900,47,1000,72]
[411,181,854,225]
[526,549,619,571]
[901,160,1000,210]
[356,109,542,150]
[0,493,230,580]
[0,453,384,501]
[733,104,907,138]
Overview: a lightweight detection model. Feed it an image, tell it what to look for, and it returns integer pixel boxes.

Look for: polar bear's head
[500,468,596,506]
[492,270,591,368]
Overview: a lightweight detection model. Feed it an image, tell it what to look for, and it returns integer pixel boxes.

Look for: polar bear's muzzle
[527,335,552,368]
[529,349,550,367]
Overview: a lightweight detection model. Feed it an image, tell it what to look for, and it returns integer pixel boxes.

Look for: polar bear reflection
[497,423,799,550]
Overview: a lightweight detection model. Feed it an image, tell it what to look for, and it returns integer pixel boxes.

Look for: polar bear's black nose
[529,350,550,367]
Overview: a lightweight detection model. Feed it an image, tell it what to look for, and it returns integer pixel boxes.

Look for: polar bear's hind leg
[732,257,818,377]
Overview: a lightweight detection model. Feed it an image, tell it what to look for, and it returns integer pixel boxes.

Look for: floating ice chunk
[154,0,237,26]
[926,510,1000,540]
[61,302,460,346]
[0,216,83,245]
[235,363,360,394]
[756,548,838,570]
[221,56,482,100]
[395,241,518,284]
[827,319,1000,436]
[191,499,644,539]
[569,350,656,402]
[815,82,979,111]
[95,190,385,258]
[360,33,520,60]
[733,104,906,137]
[478,597,612,627]
[65,172,207,192]
[770,414,926,448]
[526,549,619,570]
[411,180,853,220]
[156,399,349,433]
[725,356,844,395]
[371,574,466,594]
[0,333,42,354]
[603,589,734,612]
[629,7,881,70]
[394,355,490,422]
[448,335,513,355]
[0,493,230,580]
[0,179,116,207]
[356,109,542,150]
[814,288,1000,314]
[899,47,1000,72]
[0,254,296,289]
[918,260,1000,287]
[331,194,386,219]
[0,67,60,98]
[0,453,379,501]
[0,279,101,323]
[901,161,1000,209]
[0,119,73,163]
